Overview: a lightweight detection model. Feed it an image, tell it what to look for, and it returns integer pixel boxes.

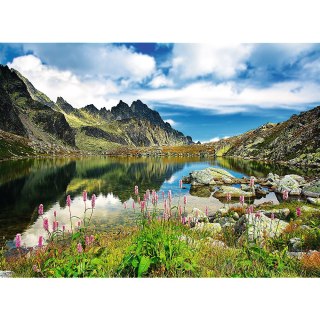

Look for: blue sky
[1,43,320,142]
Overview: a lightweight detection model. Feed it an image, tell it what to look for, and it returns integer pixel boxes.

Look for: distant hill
[212,106,320,167]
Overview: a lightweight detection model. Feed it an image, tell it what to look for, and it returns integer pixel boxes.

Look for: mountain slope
[0,66,76,150]
[213,106,320,166]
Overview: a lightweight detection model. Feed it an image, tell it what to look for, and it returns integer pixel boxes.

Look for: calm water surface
[0,156,315,247]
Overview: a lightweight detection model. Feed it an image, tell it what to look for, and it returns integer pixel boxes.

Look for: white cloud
[23,44,156,82]
[149,73,173,88]
[8,55,119,108]
[128,80,320,114]
[164,119,177,127]
[169,44,253,80]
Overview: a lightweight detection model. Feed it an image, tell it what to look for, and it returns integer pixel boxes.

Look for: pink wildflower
[15,234,21,248]
[271,213,275,220]
[83,190,87,202]
[132,201,135,209]
[62,225,66,232]
[249,177,255,187]
[38,235,43,247]
[205,206,208,216]
[178,205,182,216]
[38,204,44,215]
[90,235,94,243]
[77,243,83,253]
[134,185,139,195]
[183,195,187,206]
[255,212,261,219]
[239,195,245,205]
[32,265,40,273]
[85,236,90,246]
[53,210,57,219]
[249,205,254,214]
[179,179,183,189]
[78,221,81,228]
[296,207,301,217]
[43,218,49,231]
[226,193,232,202]
[66,195,71,207]
[91,194,96,208]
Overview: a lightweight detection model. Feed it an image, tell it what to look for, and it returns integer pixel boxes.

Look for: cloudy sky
[1,43,320,142]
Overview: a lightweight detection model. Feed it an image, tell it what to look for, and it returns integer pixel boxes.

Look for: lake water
[0,156,315,248]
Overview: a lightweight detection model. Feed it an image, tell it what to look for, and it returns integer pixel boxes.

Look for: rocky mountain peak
[111,100,133,120]
[82,104,99,115]
[56,97,75,114]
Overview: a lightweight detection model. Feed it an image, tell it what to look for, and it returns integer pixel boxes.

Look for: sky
[1,43,320,142]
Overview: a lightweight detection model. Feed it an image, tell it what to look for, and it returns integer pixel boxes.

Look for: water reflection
[0,156,316,247]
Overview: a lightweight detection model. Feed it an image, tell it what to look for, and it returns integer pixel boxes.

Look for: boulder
[189,167,235,185]
[235,212,288,241]
[213,186,254,198]
[276,175,300,194]
[216,202,248,216]
[187,208,209,222]
[255,186,269,196]
[262,208,290,219]
[287,174,305,184]
[302,180,320,197]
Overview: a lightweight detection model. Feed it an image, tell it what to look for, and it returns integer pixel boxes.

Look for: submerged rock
[213,186,254,198]
[0,271,13,278]
[189,185,212,198]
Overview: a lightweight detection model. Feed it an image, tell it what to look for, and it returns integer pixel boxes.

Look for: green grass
[2,214,318,278]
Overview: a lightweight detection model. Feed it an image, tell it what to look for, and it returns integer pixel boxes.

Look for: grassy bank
[1,211,319,278]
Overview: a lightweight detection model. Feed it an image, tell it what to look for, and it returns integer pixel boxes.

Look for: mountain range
[0,65,193,158]
[0,64,319,167]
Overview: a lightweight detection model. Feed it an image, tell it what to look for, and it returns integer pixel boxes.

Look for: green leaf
[72,232,81,240]
[131,258,139,268]
[138,256,151,278]
[91,258,104,266]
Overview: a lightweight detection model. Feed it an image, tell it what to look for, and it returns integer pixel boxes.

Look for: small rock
[0,271,13,278]
[232,212,240,220]
[187,208,209,222]
[213,186,255,198]
[307,197,320,206]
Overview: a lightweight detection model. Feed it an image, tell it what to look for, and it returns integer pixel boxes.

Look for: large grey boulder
[189,167,235,185]
[276,175,301,195]
[235,212,288,241]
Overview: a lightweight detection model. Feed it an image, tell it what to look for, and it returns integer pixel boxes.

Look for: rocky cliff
[0,66,76,151]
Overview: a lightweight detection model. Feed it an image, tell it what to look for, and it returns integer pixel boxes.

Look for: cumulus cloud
[149,73,173,88]
[22,43,156,82]
[169,43,253,80]
[8,54,119,108]
[129,80,320,114]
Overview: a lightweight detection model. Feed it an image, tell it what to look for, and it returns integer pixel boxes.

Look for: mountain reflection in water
[0,156,315,247]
